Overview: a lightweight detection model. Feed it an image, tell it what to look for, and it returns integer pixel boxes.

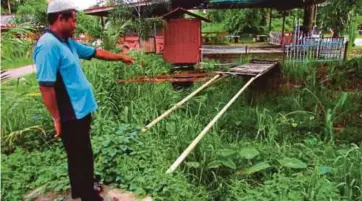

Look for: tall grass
[1,58,33,70]
[1,53,361,200]
[1,27,34,69]
[1,74,51,153]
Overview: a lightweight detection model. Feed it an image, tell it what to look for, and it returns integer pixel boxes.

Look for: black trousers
[61,114,102,201]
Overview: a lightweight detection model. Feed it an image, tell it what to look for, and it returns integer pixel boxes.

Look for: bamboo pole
[7,0,11,13]
[166,72,266,174]
[141,74,222,133]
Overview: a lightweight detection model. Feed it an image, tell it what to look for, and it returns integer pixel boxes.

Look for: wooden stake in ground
[142,74,222,133]
[166,72,266,174]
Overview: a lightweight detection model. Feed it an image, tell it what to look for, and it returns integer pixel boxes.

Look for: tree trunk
[7,0,11,13]
[269,9,272,32]
[261,9,268,26]
[303,5,315,35]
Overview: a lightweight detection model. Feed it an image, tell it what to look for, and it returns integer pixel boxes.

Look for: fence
[118,35,164,53]
[269,32,282,45]
[284,37,347,62]
[269,32,293,46]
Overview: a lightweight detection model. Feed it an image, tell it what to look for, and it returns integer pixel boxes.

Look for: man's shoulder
[36,33,59,47]
[33,33,61,59]
[68,38,84,47]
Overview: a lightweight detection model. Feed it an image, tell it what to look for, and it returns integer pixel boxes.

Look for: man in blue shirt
[33,1,134,200]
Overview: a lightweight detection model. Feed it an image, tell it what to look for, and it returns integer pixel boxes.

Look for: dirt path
[24,185,152,201]
[1,64,36,82]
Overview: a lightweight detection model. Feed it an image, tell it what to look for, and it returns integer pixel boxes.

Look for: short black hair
[47,10,75,25]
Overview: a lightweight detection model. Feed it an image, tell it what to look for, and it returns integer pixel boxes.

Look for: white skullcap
[47,0,78,14]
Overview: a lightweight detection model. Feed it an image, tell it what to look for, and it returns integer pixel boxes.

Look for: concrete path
[201,45,283,55]
[354,38,362,47]
[1,64,36,82]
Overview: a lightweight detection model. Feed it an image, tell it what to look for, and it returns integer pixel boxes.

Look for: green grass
[1,27,34,70]
[1,53,362,201]
[357,15,362,25]
[1,58,33,70]
[202,23,226,33]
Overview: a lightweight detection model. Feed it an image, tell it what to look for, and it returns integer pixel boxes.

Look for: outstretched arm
[73,40,135,64]
[95,49,134,64]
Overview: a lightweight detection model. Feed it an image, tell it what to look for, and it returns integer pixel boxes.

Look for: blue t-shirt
[33,29,98,121]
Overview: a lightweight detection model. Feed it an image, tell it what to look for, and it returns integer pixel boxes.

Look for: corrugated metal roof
[85,0,326,17]
[84,0,169,16]
[207,0,326,9]
[211,0,265,3]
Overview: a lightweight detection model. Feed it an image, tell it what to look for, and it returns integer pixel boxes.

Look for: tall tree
[15,0,47,30]
[102,1,164,50]
[75,12,102,39]
[318,0,362,37]
[7,0,11,13]
[303,5,315,34]
[1,0,30,14]
[206,9,266,35]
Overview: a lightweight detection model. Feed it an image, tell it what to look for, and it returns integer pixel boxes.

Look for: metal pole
[153,22,157,53]
[281,11,286,46]
[166,71,268,174]
[138,5,142,49]
[142,75,222,133]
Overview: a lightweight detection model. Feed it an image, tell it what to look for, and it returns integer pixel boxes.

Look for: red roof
[162,7,211,22]
[83,5,115,16]
[84,0,169,17]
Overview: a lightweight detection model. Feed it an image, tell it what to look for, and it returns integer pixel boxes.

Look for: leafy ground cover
[1,53,361,201]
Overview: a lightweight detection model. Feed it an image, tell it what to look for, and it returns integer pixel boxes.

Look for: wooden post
[7,0,11,13]
[269,9,272,32]
[283,44,286,61]
[343,41,349,61]
[17,78,20,89]
[101,16,105,29]
[313,5,318,26]
[166,69,272,174]
[142,75,222,133]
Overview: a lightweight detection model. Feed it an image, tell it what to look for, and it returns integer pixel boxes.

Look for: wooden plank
[229,62,277,75]
[217,72,257,76]
[117,77,210,84]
